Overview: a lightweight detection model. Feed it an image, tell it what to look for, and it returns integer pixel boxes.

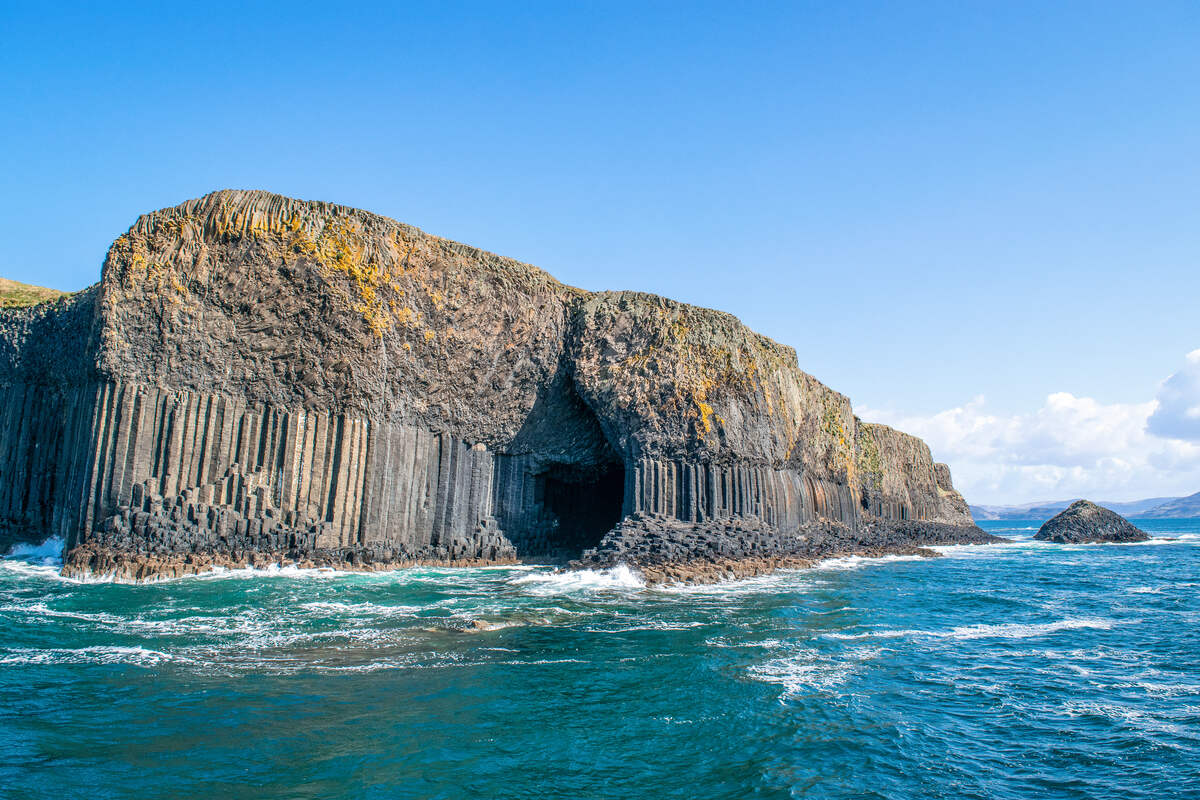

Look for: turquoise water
[2,521,1198,799]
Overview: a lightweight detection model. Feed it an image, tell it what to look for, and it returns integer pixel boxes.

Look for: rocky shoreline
[628,547,945,586]
[57,541,978,585]
[58,512,1005,585]
[571,512,1003,583]
[60,541,519,582]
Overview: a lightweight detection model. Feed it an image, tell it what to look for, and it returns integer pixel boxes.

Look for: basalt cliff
[0,191,994,582]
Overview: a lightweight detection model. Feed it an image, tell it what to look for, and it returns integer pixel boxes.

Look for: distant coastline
[971,490,1200,521]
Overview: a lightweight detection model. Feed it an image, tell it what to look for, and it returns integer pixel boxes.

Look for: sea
[1,519,1198,800]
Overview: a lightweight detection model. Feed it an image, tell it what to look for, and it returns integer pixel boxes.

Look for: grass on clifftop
[0,277,68,308]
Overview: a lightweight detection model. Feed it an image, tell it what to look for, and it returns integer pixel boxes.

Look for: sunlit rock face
[0,191,984,580]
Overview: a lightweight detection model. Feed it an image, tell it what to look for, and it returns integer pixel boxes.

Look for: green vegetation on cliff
[0,277,67,308]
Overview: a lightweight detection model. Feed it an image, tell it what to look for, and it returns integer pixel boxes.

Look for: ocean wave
[55,560,535,587]
[929,539,1052,556]
[1,536,66,581]
[824,617,1120,642]
[813,553,930,571]
[3,536,65,565]
[1101,680,1200,698]
[299,600,422,617]
[748,645,880,698]
[0,645,174,666]
[0,558,67,581]
[0,599,426,642]
[705,636,787,649]
[657,570,822,597]
[0,602,134,627]
[1130,534,1200,545]
[509,564,645,594]
[1061,700,1193,739]
[585,620,707,633]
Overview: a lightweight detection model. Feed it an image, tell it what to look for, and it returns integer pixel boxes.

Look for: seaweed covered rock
[1034,500,1150,544]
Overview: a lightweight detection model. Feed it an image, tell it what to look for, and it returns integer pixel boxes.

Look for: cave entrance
[536,461,625,561]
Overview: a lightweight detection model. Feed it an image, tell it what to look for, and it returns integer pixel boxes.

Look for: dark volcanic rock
[573,512,1003,584]
[0,190,997,582]
[1034,500,1150,544]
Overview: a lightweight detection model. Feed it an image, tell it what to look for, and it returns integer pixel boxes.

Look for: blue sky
[3,1,1198,503]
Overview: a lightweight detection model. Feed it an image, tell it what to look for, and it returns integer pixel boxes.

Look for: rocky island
[0,191,999,583]
[1034,500,1151,544]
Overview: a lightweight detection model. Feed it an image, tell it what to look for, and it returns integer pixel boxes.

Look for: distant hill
[0,277,67,308]
[1129,491,1200,519]
[971,496,1180,521]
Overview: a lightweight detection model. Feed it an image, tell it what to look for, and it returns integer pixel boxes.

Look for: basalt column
[0,189,984,579]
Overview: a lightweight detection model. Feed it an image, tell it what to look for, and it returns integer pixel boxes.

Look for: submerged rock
[1034,500,1150,544]
[0,190,996,582]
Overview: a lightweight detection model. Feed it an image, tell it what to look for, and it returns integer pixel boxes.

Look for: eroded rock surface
[1034,500,1150,544]
[0,190,994,582]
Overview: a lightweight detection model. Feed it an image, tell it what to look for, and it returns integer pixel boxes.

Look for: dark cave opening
[535,462,625,560]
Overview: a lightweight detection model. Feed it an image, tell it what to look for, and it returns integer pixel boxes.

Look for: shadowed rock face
[1034,500,1150,544]
[0,190,991,580]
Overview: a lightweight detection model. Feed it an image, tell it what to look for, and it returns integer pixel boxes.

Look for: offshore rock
[0,190,993,582]
[1034,500,1150,544]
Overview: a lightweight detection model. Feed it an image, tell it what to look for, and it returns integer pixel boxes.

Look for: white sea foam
[1130,534,1200,546]
[60,560,443,586]
[657,570,820,597]
[0,645,174,666]
[299,600,421,617]
[946,617,1120,639]
[585,620,707,633]
[1061,700,1191,738]
[0,602,132,626]
[813,553,930,571]
[929,539,1052,557]
[1099,679,1200,698]
[748,645,879,698]
[703,636,786,649]
[824,617,1119,642]
[3,535,65,568]
[510,564,645,594]
[0,558,66,581]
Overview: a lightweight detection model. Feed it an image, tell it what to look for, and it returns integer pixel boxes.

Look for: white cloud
[1146,349,1200,441]
[857,351,1200,505]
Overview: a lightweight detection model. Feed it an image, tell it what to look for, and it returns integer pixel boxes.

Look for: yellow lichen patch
[669,316,689,344]
[305,217,398,338]
[290,226,318,256]
[389,302,420,328]
[819,400,856,479]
